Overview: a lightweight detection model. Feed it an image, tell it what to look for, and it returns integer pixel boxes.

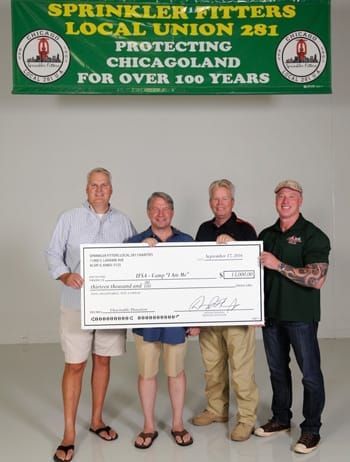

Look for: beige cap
[274,180,303,194]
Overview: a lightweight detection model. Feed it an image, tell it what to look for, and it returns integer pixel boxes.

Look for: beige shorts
[60,307,126,364]
[134,333,187,379]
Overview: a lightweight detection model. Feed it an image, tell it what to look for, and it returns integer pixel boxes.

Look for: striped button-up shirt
[46,201,136,310]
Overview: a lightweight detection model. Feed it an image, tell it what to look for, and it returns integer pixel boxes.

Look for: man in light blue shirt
[46,168,135,462]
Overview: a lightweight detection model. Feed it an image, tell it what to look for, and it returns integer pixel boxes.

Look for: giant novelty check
[81,242,264,329]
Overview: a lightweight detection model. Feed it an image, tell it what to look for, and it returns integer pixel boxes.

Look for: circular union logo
[17,30,70,84]
[276,31,327,84]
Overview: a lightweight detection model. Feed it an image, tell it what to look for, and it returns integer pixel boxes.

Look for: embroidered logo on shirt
[287,235,302,245]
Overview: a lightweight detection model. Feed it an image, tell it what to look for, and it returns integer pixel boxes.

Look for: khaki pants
[199,326,258,426]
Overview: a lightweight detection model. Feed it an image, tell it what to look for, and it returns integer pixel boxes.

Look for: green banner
[12,0,331,95]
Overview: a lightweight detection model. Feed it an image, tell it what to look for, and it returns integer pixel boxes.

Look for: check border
[81,241,264,329]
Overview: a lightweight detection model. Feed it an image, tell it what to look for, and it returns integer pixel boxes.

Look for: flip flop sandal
[53,444,75,462]
[171,429,194,446]
[89,425,118,441]
[134,431,159,449]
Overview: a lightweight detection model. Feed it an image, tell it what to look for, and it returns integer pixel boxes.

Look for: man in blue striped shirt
[46,168,136,462]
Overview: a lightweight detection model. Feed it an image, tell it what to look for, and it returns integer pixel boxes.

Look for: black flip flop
[89,425,118,441]
[134,431,159,449]
[53,444,75,462]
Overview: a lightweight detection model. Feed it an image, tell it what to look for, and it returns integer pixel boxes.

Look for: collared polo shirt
[259,214,330,322]
[196,212,257,242]
[128,226,193,345]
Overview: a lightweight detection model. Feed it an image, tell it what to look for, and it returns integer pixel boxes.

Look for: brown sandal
[89,425,118,441]
[134,431,159,449]
[53,444,75,462]
[171,429,193,446]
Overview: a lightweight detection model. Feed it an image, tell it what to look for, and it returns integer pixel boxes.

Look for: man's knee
[93,353,111,366]
[168,369,185,379]
[65,361,87,374]
[139,373,157,381]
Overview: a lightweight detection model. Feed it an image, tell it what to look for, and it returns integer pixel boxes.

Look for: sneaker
[254,420,290,437]
[192,410,228,426]
[230,422,254,442]
[294,433,320,454]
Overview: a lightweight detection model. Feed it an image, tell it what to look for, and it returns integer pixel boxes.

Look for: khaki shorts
[134,333,187,378]
[60,307,126,364]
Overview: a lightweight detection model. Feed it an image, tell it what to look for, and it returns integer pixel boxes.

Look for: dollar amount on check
[81,241,264,329]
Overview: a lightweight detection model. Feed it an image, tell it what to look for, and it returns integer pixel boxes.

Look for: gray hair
[209,179,235,199]
[87,167,112,184]
[147,192,174,210]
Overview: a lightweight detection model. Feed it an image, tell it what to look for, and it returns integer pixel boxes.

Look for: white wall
[1,1,348,343]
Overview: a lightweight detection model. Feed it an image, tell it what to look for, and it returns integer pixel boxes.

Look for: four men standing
[47,172,330,457]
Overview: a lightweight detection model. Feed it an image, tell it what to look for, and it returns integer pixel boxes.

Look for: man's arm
[260,251,329,289]
[46,213,71,279]
[45,211,83,288]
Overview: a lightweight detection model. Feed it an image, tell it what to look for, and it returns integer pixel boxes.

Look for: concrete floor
[0,338,348,462]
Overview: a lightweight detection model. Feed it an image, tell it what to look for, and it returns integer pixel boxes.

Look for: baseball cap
[274,180,303,194]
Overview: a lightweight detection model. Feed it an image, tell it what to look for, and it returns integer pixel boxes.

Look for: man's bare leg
[168,370,192,444]
[55,361,86,461]
[89,354,117,440]
[135,375,157,447]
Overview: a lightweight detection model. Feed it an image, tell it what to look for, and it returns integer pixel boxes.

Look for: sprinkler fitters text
[48,3,297,88]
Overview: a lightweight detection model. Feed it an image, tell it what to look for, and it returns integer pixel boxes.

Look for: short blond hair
[209,179,235,199]
[87,167,112,184]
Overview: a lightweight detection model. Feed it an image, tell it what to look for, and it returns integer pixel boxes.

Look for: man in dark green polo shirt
[255,180,330,455]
